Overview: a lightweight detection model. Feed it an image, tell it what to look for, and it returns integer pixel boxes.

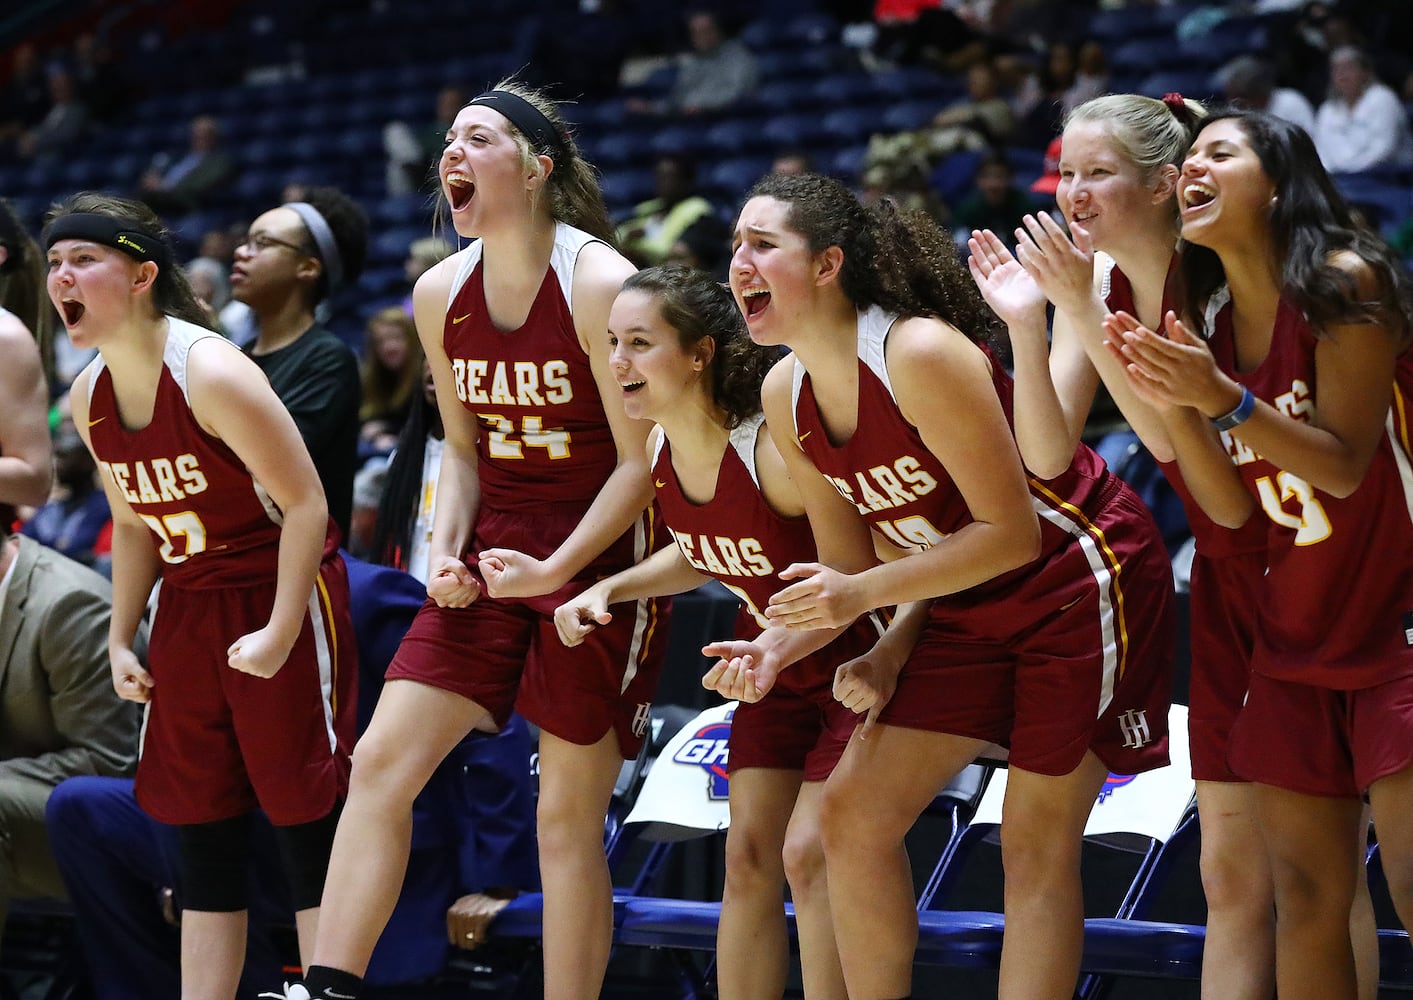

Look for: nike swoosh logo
[88,416,106,427]
[654,480,666,488]
[451,313,472,324]
[798,430,811,442]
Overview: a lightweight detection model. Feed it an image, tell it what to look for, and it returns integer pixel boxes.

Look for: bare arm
[188,341,328,677]
[0,315,53,507]
[72,370,160,702]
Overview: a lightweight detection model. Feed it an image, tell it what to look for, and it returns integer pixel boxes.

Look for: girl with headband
[555,266,928,1000]
[730,172,1174,1000]
[284,81,669,1000]
[968,92,1379,998]
[0,198,54,530]
[47,192,356,1000]
[1111,108,1413,1000]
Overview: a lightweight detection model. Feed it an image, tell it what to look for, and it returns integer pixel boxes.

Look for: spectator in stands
[0,197,54,527]
[18,68,89,161]
[1313,45,1413,174]
[1218,54,1318,136]
[770,148,813,176]
[21,432,109,567]
[864,59,1014,198]
[664,214,733,280]
[0,526,140,930]
[0,44,51,153]
[399,237,453,316]
[617,155,720,267]
[951,152,1039,249]
[384,86,467,197]
[370,363,441,581]
[1013,39,1108,147]
[137,115,237,216]
[70,33,126,124]
[628,10,759,117]
[230,187,367,543]
[358,307,422,459]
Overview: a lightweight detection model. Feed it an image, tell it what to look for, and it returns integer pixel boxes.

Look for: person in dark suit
[0,528,140,928]
[137,115,236,216]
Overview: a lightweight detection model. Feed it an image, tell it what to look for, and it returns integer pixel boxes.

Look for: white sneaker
[258,985,311,1000]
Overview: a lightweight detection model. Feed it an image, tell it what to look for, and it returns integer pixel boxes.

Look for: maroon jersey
[86,317,310,589]
[442,223,616,511]
[653,414,816,631]
[1207,288,1413,688]
[791,306,1113,605]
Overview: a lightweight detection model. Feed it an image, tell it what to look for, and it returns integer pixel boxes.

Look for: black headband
[468,90,566,160]
[45,213,171,269]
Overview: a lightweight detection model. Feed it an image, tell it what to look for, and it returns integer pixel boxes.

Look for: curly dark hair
[43,192,212,331]
[298,186,369,305]
[621,264,782,428]
[1179,110,1413,348]
[743,172,1001,345]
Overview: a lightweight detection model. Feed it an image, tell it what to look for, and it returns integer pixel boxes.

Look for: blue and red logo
[672,718,733,800]
[1096,772,1137,804]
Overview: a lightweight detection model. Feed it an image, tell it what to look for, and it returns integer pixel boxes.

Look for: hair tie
[1162,92,1191,124]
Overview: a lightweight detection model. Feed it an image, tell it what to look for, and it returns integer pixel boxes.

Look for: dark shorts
[136,554,356,825]
[1186,549,1263,782]
[879,481,1175,776]
[1228,670,1413,797]
[385,505,669,759]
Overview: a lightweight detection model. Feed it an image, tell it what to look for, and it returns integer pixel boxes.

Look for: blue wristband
[1211,385,1256,431]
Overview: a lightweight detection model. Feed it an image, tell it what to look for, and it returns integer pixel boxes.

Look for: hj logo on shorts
[631,702,652,739]
[1117,708,1151,749]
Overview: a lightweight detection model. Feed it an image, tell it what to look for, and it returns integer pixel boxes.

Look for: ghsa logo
[672,714,733,801]
[1096,772,1136,805]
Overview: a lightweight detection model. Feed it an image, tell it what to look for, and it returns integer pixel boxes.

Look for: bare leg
[1256,783,1362,1000]
[783,781,847,1000]
[819,725,987,999]
[1351,802,1378,1000]
[1194,779,1276,1000]
[1369,760,1413,932]
[312,680,489,974]
[995,753,1108,1000]
[717,767,800,1000]
[180,910,246,1000]
[536,729,627,1000]
[294,908,319,974]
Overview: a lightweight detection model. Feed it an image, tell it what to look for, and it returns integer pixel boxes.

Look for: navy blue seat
[1088,5,1171,41]
[821,108,883,146]
[1110,38,1188,74]
[1137,69,1218,101]
[703,119,760,158]
[1334,174,1413,234]
[703,157,775,201]
[760,112,839,151]
[880,99,941,133]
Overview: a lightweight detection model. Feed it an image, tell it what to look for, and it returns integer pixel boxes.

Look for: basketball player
[556,265,927,999]
[1110,109,1413,1000]
[48,192,355,1000]
[285,82,668,1000]
[732,172,1175,1000]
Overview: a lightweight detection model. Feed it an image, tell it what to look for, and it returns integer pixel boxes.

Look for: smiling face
[1178,118,1276,251]
[607,288,709,423]
[1056,120,1173,250]
[440,104,543,239]
[46,239,150,348]
[729,196,825,348]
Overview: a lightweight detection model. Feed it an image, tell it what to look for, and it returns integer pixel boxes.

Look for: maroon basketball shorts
[1186,549,1263,782]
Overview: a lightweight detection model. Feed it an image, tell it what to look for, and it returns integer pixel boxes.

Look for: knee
[1201,846,1273,913]
[1267,854,1353,921]
[818,779,884,857]
[347,735,422,809]
[999,818,1079,890]
[781,827,826,896]
[724,825,786,891]
[534,794,608,860]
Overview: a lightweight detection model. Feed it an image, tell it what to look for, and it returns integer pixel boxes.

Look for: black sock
[302,965,364,1000]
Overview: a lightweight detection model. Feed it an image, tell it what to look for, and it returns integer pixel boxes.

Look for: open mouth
[621,379,646,394]
[1182,183,1215,211]
[742,288,771,319]
[446,172,475,211]
[60,299,85,326]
